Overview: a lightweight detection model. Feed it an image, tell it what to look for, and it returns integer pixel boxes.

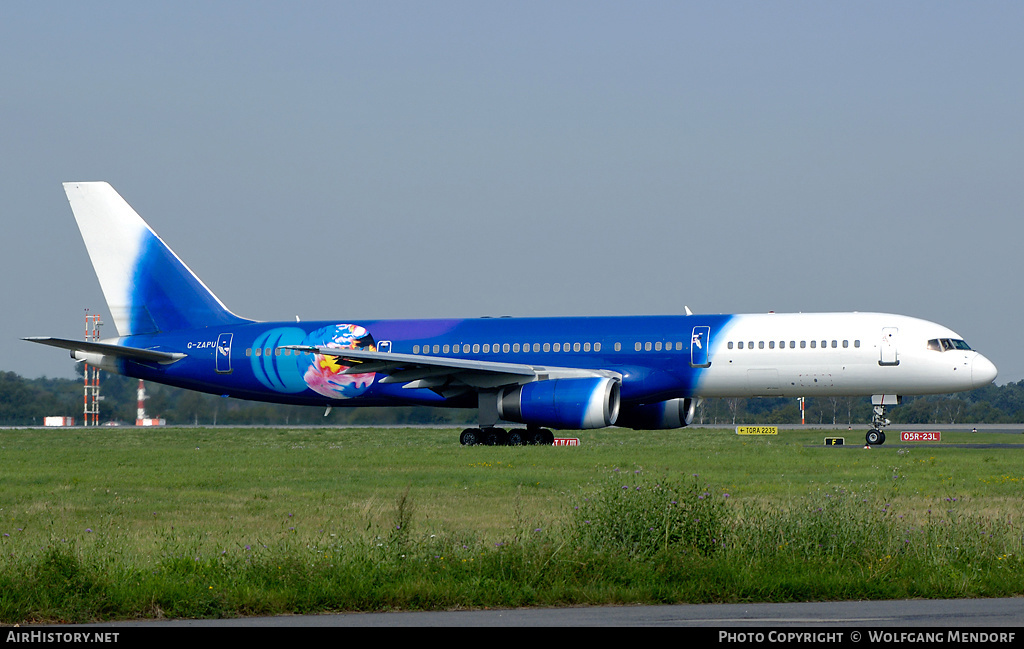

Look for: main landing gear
[459,427,555,446]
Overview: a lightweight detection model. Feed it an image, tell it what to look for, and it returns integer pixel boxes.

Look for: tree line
[2,369,1023,427]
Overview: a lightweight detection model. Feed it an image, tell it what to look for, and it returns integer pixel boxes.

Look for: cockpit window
[927,338,972,352]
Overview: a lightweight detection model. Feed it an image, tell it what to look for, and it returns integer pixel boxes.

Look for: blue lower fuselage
[114,314,733,408]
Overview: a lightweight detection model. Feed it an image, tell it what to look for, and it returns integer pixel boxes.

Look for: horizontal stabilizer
[24,337,187,364]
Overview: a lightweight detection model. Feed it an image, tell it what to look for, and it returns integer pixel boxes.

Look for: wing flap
[282,345,620,390]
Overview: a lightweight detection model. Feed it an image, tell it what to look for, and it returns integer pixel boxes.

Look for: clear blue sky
[3,2,1022,382]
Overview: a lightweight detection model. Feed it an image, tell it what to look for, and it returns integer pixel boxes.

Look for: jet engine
[616,397,698,430]
[497,377,620,430]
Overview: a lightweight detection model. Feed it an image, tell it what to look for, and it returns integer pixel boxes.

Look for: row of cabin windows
[727,339,861,350]
[412,340,691,355]
[245,340,696,358]
[636,341,685,351]
[246,348,311,357]
[414,342,605,354]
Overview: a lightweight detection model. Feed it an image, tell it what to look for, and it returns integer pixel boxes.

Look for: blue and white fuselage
[28,183,998,445]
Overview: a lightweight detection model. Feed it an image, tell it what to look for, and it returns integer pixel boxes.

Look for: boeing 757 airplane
[27,183,998,446]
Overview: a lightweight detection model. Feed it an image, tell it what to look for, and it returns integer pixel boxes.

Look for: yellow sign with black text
[736,426,778,436]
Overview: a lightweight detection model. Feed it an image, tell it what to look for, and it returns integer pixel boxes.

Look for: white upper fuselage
[698,312,997,398]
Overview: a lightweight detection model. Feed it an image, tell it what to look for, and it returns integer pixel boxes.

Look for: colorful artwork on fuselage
[250,323,376,399]
[302,324,377,399]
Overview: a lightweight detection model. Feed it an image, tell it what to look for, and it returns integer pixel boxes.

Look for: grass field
[1,425,1022,622]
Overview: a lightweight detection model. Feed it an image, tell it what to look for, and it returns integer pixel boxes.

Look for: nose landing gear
[866,394,900,446]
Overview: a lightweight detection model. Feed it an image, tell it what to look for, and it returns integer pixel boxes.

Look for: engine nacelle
[72,350,122,374]
[497,377,620,430]
[616,398,697,430]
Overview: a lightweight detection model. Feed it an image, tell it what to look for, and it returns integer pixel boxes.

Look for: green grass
[0,426,1022,622]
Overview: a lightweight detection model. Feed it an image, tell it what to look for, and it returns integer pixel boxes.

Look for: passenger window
[810,340,816,348]
[533,343,540,352]
[800,341,806,348]
[644,342,651,351]
[614,342,621,351]
[473,344,480,353]
[655,342,663,351]
[832,340,837,348]
[635,342,642,351]
[554,343,561,352]
[433,345,440,354]
[443,344,450,353]
[575,342,582,352]
[584,342,591,352]
[768,341,775,349]
[790,341,796,348]
[595,342,602,352]
[728,342,734,349]
[842,340,848,348]
[855,340,860,348]
[413,345,420,354]
[246,348,252,357]
[738,341,744,349]
[483,344,490,353]
[543,343,550,352]
[513,343,520,353]
[759,341,765,349]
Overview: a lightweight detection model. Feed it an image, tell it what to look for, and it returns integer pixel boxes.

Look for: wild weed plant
[569,468,728,558]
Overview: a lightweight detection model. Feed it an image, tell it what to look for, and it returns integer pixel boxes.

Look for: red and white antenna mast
[136,379,147,424]
[83,310,102,426]
[135,380,165,426]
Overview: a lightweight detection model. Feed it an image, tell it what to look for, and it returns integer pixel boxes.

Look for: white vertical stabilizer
[63,182,248,336]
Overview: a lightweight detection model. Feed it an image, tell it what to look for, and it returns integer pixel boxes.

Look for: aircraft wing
[24,337,187,364]
[283,345,620,393]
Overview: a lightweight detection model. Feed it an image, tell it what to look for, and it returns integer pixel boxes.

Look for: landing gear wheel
[866,429,886,446]
[483,427,506,446]
[506,429,525,446]
[460,428,480,446]
[526,428,555,445]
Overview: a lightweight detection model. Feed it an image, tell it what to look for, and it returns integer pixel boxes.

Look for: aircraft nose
[972,354,998,388]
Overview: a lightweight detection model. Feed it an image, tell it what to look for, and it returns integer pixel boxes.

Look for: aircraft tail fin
[63,182,251,336]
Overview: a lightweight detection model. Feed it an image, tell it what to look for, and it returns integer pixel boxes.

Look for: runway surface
[85,598,1024,627]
